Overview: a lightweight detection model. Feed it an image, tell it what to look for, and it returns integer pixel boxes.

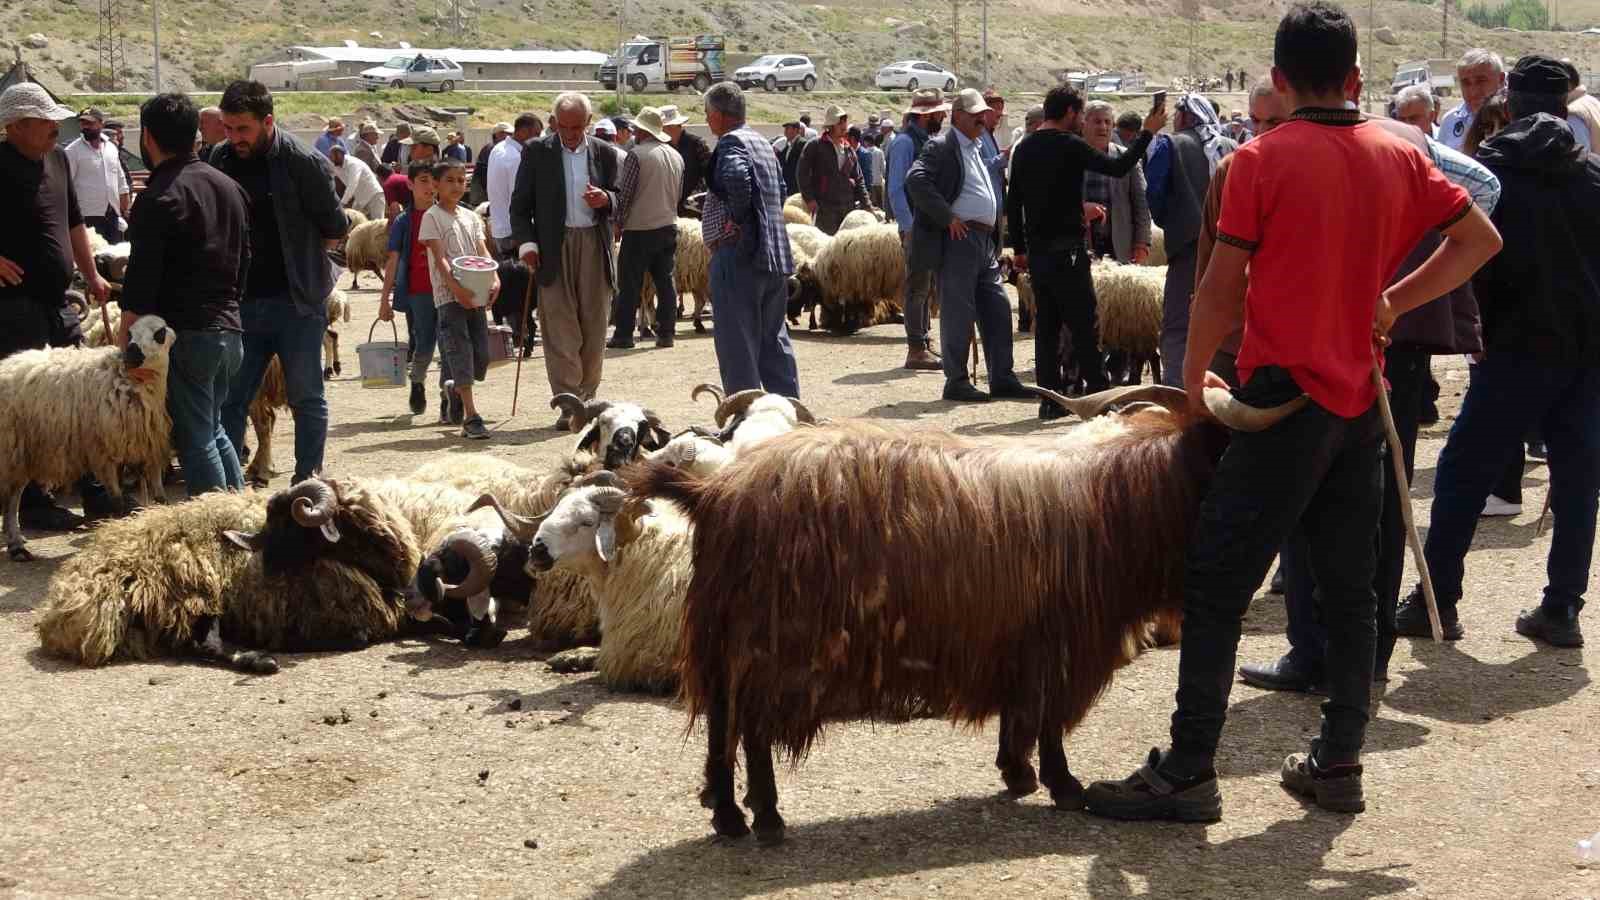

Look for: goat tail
[625,459,710,521]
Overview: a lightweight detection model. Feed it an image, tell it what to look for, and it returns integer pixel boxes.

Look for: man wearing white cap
[591,117,628,167]
[328,139,387,221]
[610,106,685,348]
[0,83,115,530]
[797,104,872,234]
[905,88,1034,403]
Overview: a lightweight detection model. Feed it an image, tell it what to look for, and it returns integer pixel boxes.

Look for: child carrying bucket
[419,159,501,440]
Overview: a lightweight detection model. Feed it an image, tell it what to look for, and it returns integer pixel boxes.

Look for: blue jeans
[404,292,449,386]
[169,330,245,496]
[709,249,799,396]
[222,295,329,483]
[1423,352,1600,616]
[936,228,1015,389]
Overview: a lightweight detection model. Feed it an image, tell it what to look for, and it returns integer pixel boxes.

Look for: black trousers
[1171,366,1384,767]
[1279,349,1427,677]
[613,225,678,339]
[1029,240,1109,394]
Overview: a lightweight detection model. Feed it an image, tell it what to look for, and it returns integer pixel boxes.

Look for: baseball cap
[593,118,617,137]
[0,84,76,127]
[77,105,106,123]
[952,88,991,115]
[400,125,441,147]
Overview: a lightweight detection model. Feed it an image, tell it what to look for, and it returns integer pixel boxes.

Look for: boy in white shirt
[419,159,499,439]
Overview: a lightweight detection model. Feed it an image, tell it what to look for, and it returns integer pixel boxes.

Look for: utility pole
[615,0,624,108]
[981,0,988,87]
[951,0,959,84]
[1441,0,1449,60]
[152,0,161,92]
[97,0,126,91]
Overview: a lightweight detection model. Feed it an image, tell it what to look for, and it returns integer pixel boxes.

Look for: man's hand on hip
[0,256,23,287]
[947,219,969,241]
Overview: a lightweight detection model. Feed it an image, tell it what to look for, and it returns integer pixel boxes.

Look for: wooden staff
[510,273,536,417]
[1373,361,1444,641]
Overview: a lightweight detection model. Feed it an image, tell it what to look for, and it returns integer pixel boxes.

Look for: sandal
[1084,748,1222,822]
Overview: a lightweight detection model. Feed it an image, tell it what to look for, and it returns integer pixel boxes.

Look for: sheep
[690,383,818,454]
[323,288,352,380]
[1093,261,1165,386]
[93,241,132,284]
[1145,225,1167,267]
[626,383,1306,844]
[1,315,173,561]
[245,287,355,484]
[783,193,813,226]
[634,218,713,337]
[551,394,672,469]
[808,223,907,335]
[645,430,735,477]
[35,490,411,674]
[784,223,832,327]
[343,217,391,290]
[485,480,693,693]
[836,208,881,232]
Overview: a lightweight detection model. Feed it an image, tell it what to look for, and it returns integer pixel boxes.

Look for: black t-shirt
[0,142,83,306]
[234,154,289,299]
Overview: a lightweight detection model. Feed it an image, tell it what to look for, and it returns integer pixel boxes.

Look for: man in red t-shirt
[1086,1,1502,822]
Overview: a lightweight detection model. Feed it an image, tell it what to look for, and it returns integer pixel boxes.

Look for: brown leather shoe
[904,347,942,371]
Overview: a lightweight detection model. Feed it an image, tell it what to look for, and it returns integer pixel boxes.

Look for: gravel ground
[1,285,1595,899]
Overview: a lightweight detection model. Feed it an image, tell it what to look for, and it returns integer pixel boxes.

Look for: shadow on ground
[589,797,1411,900]
[1382,640,1588,724]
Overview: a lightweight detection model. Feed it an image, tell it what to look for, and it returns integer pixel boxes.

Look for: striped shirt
[1425,136,1501,215]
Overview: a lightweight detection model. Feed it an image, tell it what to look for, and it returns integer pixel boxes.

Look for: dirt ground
[1,283,1596,899]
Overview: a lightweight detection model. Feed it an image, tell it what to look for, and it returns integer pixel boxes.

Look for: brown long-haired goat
[627,384,1304,845]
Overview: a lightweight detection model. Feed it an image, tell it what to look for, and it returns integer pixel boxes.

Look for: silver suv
[732,55,817,92]
[360,54,465,92]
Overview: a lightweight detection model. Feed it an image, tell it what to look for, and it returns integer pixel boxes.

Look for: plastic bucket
[451,256,498,309]
[486,324,515,369]
[356,319,407,389]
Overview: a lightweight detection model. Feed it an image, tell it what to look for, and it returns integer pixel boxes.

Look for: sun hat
[658,105,689,127]
[632,106,671,142]
[1,84,76,127]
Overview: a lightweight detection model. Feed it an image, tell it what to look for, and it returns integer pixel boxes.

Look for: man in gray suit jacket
[1082,101,1153,265]
[510,92,620,430]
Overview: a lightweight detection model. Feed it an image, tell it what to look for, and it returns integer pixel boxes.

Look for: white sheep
[1145,225,1167,267]
[691,383,818,455]
[636,217,713,336]
[809,222,907,334]
[645,431,735,477]
[783,193,813,226]
[344,217,391,289]
[1,315,173,561]
[836,208,881,232]
[1092,260,1165,383]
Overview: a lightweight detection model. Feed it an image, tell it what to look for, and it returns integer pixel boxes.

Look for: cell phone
[1151,90,1168,114]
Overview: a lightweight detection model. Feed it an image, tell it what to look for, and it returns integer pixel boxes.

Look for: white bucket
[451,256,498,309]
[356,319,407,389]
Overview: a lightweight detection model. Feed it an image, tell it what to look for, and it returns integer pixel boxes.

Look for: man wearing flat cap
[1397,53,1600,650]
[352,120,386,177]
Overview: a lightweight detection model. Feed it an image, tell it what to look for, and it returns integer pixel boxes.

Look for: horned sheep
[2,316,173,561]
[35,490,407,674]
[628,384,1304,844]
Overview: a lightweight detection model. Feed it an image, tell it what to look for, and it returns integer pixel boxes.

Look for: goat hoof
[1048,775,1087,811]
[1002,764,1039,796]
[710,806,750,839]
[8,544,35,562]
[752,809,786,846]
[333,362,342,375]
[699,785,717,809]
[239,652,280,675]
[323,367,334,380]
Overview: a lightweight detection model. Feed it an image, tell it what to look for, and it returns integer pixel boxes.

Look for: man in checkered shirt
[700,82,800,396]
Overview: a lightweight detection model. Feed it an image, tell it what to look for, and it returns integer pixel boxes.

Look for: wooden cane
[1536,492,1552,537]
[510,272,535,417]
[1373,361,1445,641]
[98,294,114,344]
[970,324,981,384]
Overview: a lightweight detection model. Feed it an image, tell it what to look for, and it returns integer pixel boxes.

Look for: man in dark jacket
[797,105,871,234]
[778,121,806,197]
[1396,54,1600,649]
[905,89,1034,403]
[510,92,620,430]
[469,122,509,207]
[210,80,348,484]
[660,105,710,216]
[120,92,251,497]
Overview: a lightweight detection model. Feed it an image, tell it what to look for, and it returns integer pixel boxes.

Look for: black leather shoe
[1268,567,1285,595]
[19,502,85,532]
[1239,655,1324,694]
[1515,606,1583,647]
[988,379,1036,400]
[942,382,991,403]
[408,382,426,415]
[606,336,636,350]
[1395,592,1463,640]
[1040,399,1067,421]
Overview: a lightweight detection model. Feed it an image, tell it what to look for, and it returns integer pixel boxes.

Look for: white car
[733,54,817,92]
[874,60,957,92]
[360,54,464,92]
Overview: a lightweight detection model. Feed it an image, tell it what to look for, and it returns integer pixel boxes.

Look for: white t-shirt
[418,203,486,309]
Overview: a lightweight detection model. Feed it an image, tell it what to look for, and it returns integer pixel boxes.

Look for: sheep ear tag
[320,521,342,543]
[595,520,617,563]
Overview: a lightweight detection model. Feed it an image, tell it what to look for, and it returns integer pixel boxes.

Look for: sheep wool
[1091,261,1165,357]
[1145,225,1167,267]
[783,193,813,226]
[811,223,907,332]
[344,218,391,281]
[836,209,880,232]
[637,218,713,334]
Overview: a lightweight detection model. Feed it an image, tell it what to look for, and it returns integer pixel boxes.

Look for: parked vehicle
[874,60,957,92]
[1088,72,1145,93]
[598,35,725,92]
[360,54,464,92]
[732,54,817,92]
[1390,59,1456,98]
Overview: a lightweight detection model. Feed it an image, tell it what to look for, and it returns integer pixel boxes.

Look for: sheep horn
[440,534,494,599]
[288,479,337,529]
[680,425,723,443]
[784,396,818,425]
[690,383,726,408]
[1203,387,1310,432]
[550,393,605,432]
[467,493,540,542]
[1029,384,1188,420]
[575,470,624,489]
[590,487,629,515]
[714,389,768,429]
[641,407,664,427]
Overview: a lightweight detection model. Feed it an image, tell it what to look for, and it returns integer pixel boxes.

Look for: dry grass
[0,287,1595,898]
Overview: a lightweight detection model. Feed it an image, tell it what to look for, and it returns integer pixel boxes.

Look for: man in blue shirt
[886,89,948,370]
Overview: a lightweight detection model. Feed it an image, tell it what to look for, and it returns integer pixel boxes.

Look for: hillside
[8,0,1600,98]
